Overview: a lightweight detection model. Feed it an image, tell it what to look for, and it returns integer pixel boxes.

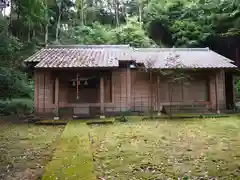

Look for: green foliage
[0,19,23,67]
[171,20,210,47]
[70,22,116,44]
[0,68,33,100]
[143,0,239,46]
[113,17,156,47]
[68,19,155,47]
[235,79,240,97]
[115,116,129,122]
[0,98,33,116]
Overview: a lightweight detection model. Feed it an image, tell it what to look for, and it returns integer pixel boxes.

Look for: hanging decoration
[84,80,88,85]
[72,80,76,86]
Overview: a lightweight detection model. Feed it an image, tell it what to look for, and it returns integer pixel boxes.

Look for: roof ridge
[46,44,131,49]
[134,47,210,51]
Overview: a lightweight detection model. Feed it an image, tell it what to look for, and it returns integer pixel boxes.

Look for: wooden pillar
[233,75,236,104]
[209,74,215,110]
[149,71,153,112]
[215,71,220,113]
[43,74,46,113]
[55,77,59,117]
[127,68,131,110]
[34,70,39,113]
[100,76,105,116]
[157,75,161,114]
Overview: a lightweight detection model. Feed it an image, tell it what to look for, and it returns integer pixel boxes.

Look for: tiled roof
[27,45,132,68]
[133,48,236,69]
[25,45,236,69]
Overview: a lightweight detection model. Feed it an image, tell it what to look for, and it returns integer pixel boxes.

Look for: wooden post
[100,76,105,117]
[208,74,214,110]
[127,68,131,111]
[43,74,46,113]
[157,75,161,115]
[215,71,220,114]
[55,77,59,118]
[233,75,236,104]
[150,72,153,112]
[34,70,39,114]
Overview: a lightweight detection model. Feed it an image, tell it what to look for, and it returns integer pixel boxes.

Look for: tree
[0,18,23,68]
[171,19,211,47]
[113,16,156,47]
[55,0,62,42]
[43,0,56,45]
[142,49,192,117]
[75,0,85,25]
[143,0,240,47]
[160,50,192,116]
[113,0,119,26]
[67,22,115,44]
[14,0,45,42]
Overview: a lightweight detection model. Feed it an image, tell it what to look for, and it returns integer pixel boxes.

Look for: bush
[115,116,128,122]
[0,68,33,100]
[0,98,33,116]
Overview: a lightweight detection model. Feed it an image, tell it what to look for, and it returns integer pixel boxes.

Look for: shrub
[115,116,128,122]
[0,98,33,116]
[0,68,33,100]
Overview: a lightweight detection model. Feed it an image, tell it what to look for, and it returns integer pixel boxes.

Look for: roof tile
[24,45,236,69]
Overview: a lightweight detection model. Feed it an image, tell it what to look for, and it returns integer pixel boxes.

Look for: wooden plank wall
[34,69,226,115]
[131,70,150,111]
[35,70,54,113]
[112,69,128,111]
[218,70,226,109]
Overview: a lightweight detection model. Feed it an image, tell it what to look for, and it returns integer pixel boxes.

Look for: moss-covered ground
[90,116,240,179]
[0,120,63,180]
[2,116,240,179]
[42,121,96,180]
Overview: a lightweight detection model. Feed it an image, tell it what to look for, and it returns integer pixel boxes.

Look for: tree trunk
[45,22,49,46]
[28,21,31,42]
[33,29,35,37]
[55,8,61,42]
[9,0,13,28]
[44,0,49,46]
[81,0,84,25]
[138,0,142,22]
[114,0,119,26]
[169,83,174,118]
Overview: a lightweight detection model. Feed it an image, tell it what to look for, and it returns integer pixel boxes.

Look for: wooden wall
[112,69,128,111]
[34,68,226,115]
[34,70,54,114]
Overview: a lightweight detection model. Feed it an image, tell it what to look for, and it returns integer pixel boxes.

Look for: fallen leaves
[90,117,240,179]
[0,122,63,180]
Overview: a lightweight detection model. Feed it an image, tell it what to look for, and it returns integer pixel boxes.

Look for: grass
[2,116,240,179]
[0,120,63,180]
[42,120,96,180]
[89,116,240,179]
